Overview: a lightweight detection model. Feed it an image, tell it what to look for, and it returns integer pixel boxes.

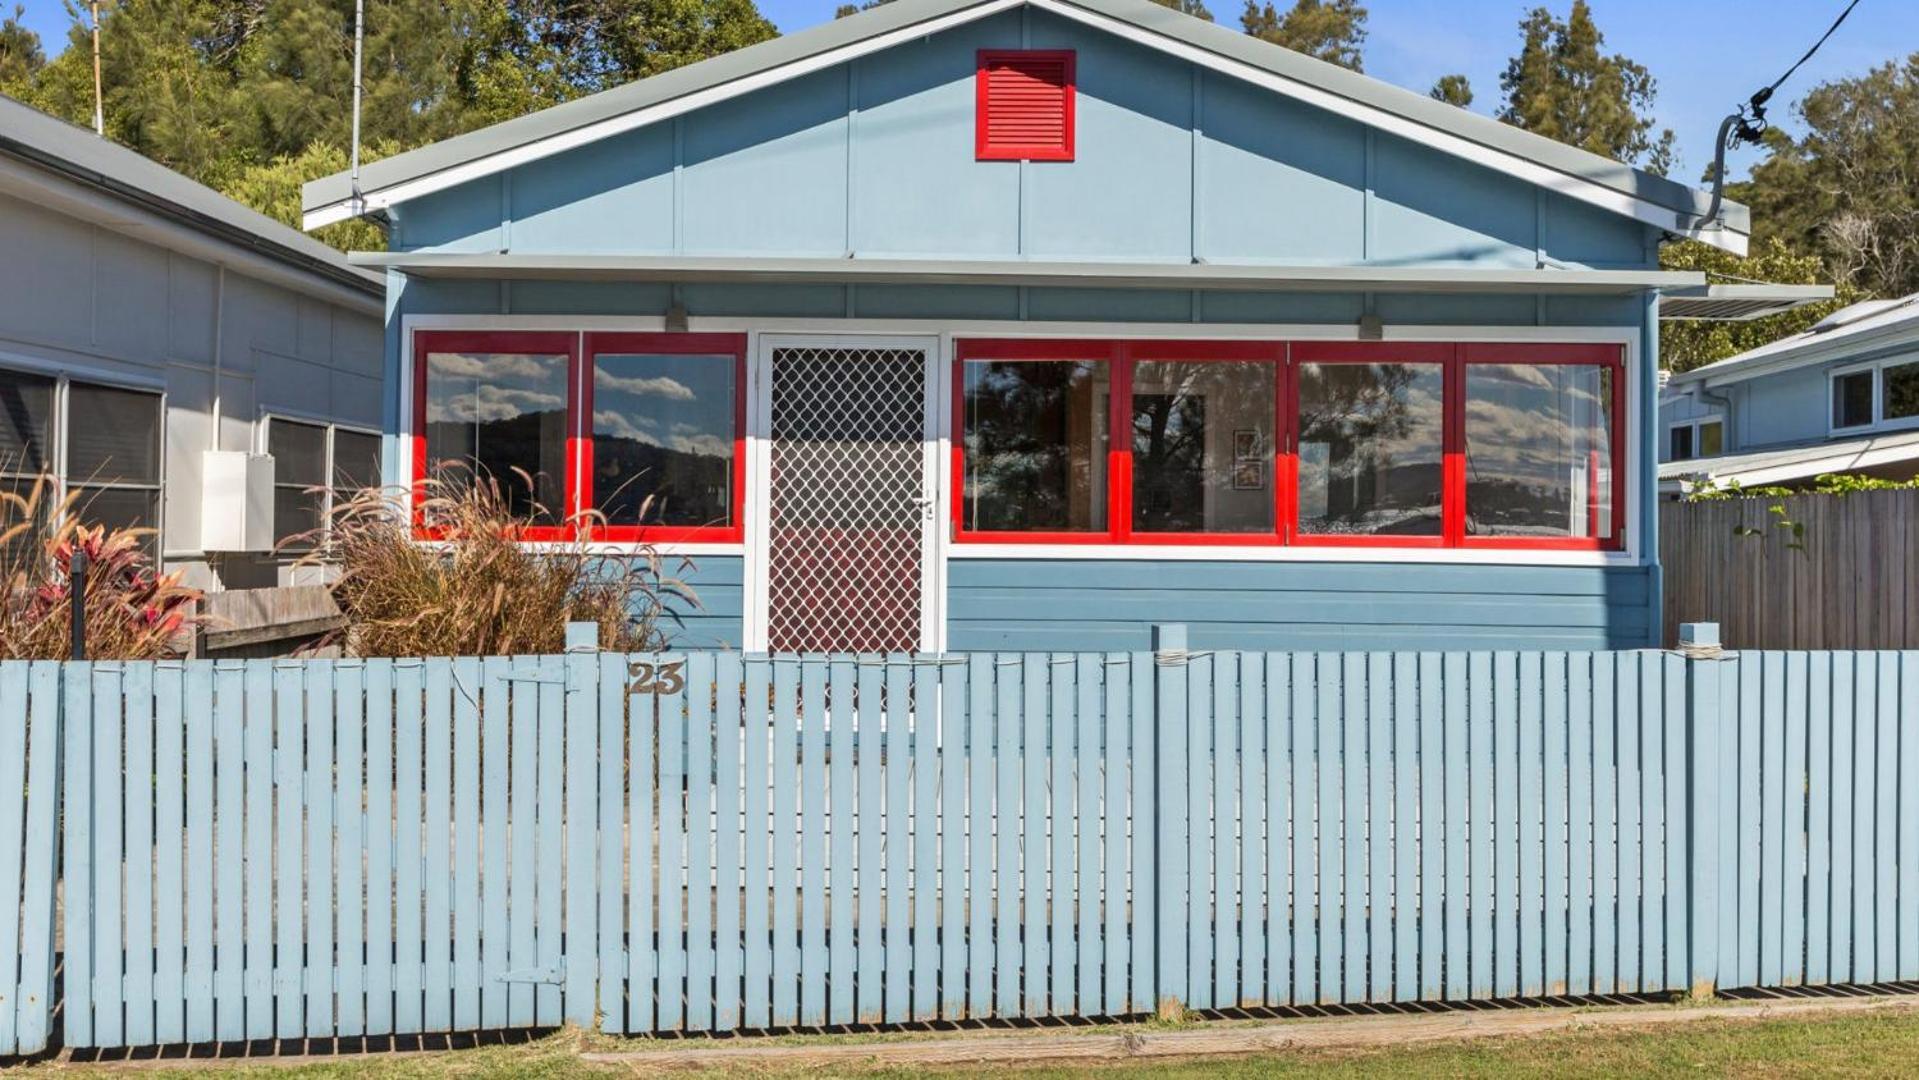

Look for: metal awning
[353,252,1705,295]
[1656,283,1834,322]
[1659,430,1919,490]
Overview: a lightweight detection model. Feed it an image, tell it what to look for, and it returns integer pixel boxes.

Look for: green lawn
[27,1005,1919,1078]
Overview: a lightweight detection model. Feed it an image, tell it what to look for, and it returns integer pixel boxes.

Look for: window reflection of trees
[1297,363,1443,536]
[963,361,1106,532]
[1131,362,1273,534]
[1464,365,1611,538]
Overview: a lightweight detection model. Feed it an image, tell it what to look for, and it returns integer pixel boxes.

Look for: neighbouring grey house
[1660,293,1919,494]
[1,95,384,641]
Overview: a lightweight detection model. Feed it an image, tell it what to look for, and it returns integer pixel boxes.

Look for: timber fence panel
[18,643,1919,1053]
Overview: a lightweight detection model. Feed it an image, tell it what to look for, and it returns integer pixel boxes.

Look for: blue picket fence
[2,642,1918,1053]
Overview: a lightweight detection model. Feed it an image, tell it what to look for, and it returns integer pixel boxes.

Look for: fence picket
[914,659,941,1022]
[886,660,913,1023]
[684,652,717,1032]
[364,661,395,1036]
[0,666,30,1055]
[308,660,339,1037]
[157,664,189,1043]
[939,658,968,1021]
[336,663,367,1038]
[16,664,60,1054]
[828,658,857,1026]
[450,657,482,1032]
[658,654,690,1031]
[477,657,509,1031]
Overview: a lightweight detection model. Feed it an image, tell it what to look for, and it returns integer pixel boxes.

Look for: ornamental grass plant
[303,467,693,657]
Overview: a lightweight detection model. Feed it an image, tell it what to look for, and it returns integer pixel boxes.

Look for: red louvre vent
[976,50,1075,161]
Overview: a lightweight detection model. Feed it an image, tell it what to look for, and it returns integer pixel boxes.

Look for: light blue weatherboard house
[304,0,1768,653]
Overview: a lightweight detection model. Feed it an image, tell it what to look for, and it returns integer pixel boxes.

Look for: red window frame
[413,329,581,542]
[412,329,748,544]
[580,332,748,544]
[952,338,1628,553]
[1290,341,1455,550]
[975,50,1076,162]
[1457,342,1626,552]
[952,338,1121,545]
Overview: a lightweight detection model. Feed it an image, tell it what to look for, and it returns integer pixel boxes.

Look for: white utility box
[200,451,276,552]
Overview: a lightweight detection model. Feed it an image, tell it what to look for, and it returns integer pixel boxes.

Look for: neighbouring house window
[0,369,55,563]
[583,333,745,542]
[953,339,1625,551]
[267,417,382,551]
[0,368,162,559]
[414,330,746,542]
[1668,417,1723,462]
[976,50,1075,161]
[418,332,573,529]
[1832,368,1875,430]
[960,357,1109,534]
[1464,361,1615,542]
[1883,360,1919,422]
[1296,358,1445,539]
[1130,360,1275,535]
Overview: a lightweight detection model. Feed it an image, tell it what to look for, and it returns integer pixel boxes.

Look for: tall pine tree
[1240,0,1365,72]
[1496,0,1673,174]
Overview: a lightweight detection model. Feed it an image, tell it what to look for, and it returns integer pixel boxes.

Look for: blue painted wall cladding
[945,561,1655,651]
[391,9,1658,269]
[657,556,744,649]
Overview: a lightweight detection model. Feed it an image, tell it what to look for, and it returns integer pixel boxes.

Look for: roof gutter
[0,132,382,304]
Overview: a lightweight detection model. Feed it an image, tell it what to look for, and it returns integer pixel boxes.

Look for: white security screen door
[751,338,941,653]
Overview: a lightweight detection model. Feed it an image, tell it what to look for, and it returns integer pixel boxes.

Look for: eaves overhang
[353,251,1705,295]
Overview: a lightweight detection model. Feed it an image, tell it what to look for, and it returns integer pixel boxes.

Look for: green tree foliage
[1497,0,1673,174]
[1429,73,1471,108]
[1240,0,1365,71]
[1731,54,1919,301]
[0,4,44,91]
[1658,237,1862,373]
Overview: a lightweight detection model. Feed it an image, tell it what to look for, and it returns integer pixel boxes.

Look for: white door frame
[744,333,947,653]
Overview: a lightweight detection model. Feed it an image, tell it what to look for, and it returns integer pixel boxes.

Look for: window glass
[1131,360,1275,534]
[1465,363,1614,540]
[1669,424,1694,461]
[1834,369,1874,428]
[962,359,1109,532]
[269,419,327,488]
[424,348,570,522]
[0,370,54,475]
[67,383,161,485]
[1297,362,1444,536]
[1698,419,1724,457]
[68,485,160,558]
[1884,361,1919,422]
[333,430,382,493]
[590,353,736,528]
[268,419,328,547]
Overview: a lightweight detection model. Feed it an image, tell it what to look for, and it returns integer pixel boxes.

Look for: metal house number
[627,660,685,696]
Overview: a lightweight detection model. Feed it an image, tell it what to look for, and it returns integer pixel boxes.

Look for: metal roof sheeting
[1659,429,1919,489]
[0,94,381,300]
[303,0,1746,247]
[1669,293,1919,389]
[1656,284,1836,322]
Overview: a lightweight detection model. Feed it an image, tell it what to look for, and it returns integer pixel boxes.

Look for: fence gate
[757,339,940,654]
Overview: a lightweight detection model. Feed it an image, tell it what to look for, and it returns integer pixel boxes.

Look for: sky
[10,0,1913,181]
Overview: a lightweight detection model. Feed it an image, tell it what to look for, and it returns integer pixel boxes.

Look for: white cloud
[596,371,696,400]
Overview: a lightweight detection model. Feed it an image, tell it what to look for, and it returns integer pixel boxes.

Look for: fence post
[562,621,600,1026]
[1151,623,1187,1019]
[1681,621,1735,998]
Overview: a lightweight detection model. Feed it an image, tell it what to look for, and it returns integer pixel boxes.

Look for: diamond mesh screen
[767,347,927,654]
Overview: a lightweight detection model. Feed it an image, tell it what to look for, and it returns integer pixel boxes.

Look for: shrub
[0,476,203,660]
[308,468,695,657]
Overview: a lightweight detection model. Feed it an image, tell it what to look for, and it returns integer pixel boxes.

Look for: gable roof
[0,94,382,308]
[302,0,1747,253]
[1669,293,1919,390]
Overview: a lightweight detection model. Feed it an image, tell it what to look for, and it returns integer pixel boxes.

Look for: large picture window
[953,339,1625,552]
[413,330,745,542]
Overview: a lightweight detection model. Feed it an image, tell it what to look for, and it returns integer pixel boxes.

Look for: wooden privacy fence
[1661,488,1919,649]
[4,635,1919,1053]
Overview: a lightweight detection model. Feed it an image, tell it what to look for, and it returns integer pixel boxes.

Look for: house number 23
[628,660,686,695]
